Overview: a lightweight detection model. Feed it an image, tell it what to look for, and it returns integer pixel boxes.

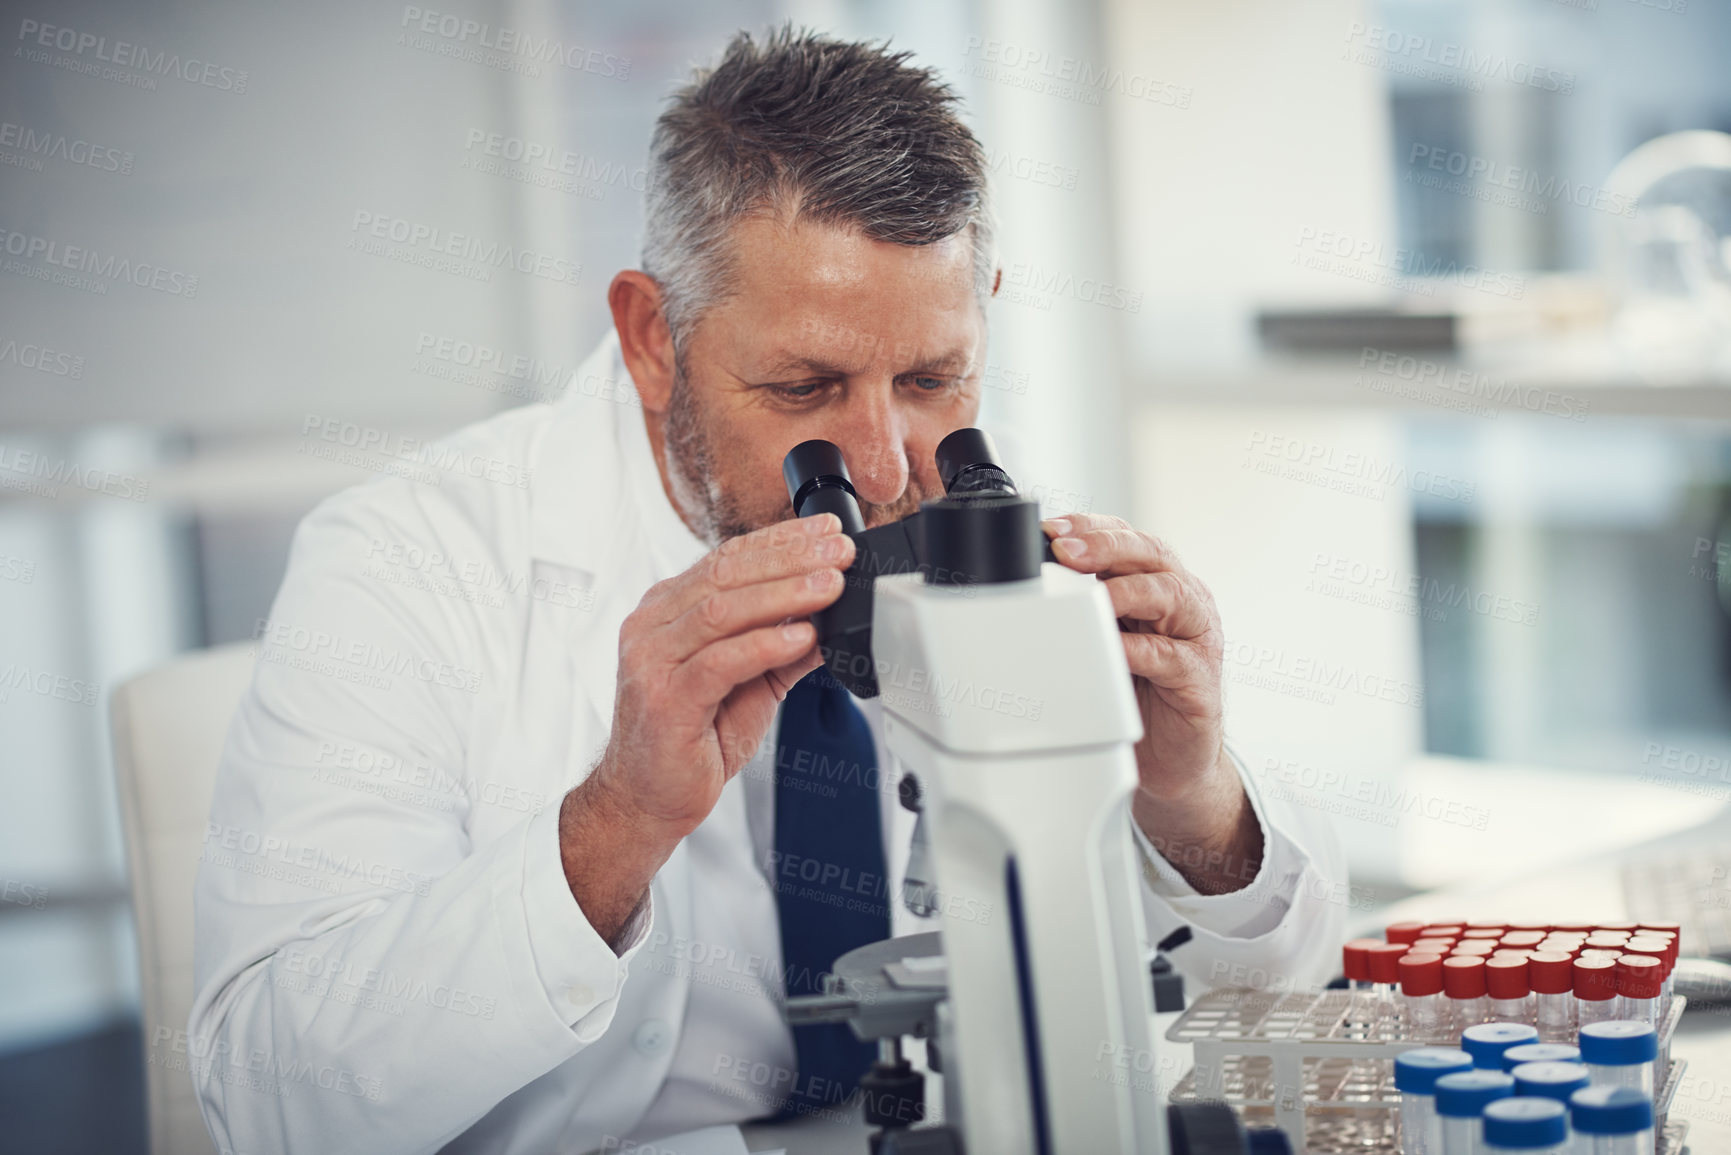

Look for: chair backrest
[110,643,256,1155]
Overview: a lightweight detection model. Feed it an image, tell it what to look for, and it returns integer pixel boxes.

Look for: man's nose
[836,398,910,508]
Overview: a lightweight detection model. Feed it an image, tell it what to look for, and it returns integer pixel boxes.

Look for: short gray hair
[643,25,995,351]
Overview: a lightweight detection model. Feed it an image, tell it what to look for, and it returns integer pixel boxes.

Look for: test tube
[1509,1060,1590,1106]
[1401,953,1449,1042]
[1578,1022,1657,1098]
[1444,956,1489,1033]
[1462,1023,1539,1071]
[1526,952,1576,1043]
[1500,1043,1581,1071]
[1569,1085,1656,1155]
[1396,1048,1474,1155]
[1343,938,1380,1035]
[1389,921,1428,945]
[1480,1096,1570,1154]
[1614,956,1662,1028]
[1436,1070,1515,1155]
[1573,957,1620,1030]
[1485,956,1534,1026]
[1370,942,1412,1036]
[1619,938,1673,1015]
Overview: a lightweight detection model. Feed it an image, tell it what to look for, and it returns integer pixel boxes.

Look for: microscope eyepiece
[782,439,867,535]
[935,428,1018,497]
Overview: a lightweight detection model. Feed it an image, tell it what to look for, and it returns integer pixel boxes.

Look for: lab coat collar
[529,329,708,578]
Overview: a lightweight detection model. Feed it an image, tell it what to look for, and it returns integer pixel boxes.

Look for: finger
[661,566,846,664]
[645,515,854,624]
[1122,631,1220,704]
[672,620,819,708]
[1101,572,1212,639]
[1044,521,1179,577]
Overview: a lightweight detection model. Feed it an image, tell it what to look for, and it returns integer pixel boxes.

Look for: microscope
[779,431,1279,1155]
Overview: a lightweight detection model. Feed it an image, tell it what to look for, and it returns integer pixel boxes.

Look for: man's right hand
[557,512,856,946]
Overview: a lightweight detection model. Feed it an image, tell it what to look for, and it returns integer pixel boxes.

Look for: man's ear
[991,266,1002,298]
[609,270,675,414]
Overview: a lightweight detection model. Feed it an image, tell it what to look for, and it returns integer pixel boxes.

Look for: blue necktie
[771,667,890,1118]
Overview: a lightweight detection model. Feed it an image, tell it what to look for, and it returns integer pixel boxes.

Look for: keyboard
[1621,849,1731,959]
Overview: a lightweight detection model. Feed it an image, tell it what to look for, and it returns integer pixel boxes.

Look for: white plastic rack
[1163,988,1688,1154]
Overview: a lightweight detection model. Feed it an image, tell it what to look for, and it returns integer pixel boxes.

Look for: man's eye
[911,376,951,392]
[775,382,826,400]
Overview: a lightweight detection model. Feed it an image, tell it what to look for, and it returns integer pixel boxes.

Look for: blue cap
[1578,1021,1659,1066]
[1395,1048,1474,1094]
[1482,1097,1569,1148]
[1511,1061,1591,1103]
[1434,1070,1516,1118]
[1461,1022,1540,1069]
[1500,1043,1581,1071]
[1570,1086,1655,1136]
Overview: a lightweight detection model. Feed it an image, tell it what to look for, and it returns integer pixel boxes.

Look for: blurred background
[5,0,1731,1149]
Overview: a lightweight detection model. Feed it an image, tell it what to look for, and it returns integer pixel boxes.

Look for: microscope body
[873,564,1167,1155]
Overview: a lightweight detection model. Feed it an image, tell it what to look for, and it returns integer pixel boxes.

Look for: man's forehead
[754,321,980,377]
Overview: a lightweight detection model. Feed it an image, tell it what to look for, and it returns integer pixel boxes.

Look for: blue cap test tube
[1481,1097,1569,1154]
[1396,1048,1474,1155]
[1569,1085,1655,1155]
[1435,1070,1515,1155]
[1462,1023,1540,1070]
[1578,1022,1658,1098]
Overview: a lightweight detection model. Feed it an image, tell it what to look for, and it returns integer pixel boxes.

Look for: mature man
[191,26,1345,1155]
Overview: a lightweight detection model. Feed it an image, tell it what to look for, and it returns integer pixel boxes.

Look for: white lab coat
[190,331,1347,1155]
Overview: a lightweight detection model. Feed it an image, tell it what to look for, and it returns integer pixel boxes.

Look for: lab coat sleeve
[189,480,648,1155]
[1128,743,1346,998]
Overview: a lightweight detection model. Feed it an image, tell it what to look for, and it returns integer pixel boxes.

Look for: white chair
[110,643,256,1155]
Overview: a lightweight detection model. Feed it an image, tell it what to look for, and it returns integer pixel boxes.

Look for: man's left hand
[1041,514,1263,894]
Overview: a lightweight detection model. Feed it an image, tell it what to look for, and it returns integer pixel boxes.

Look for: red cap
[1399,952,1445,997]
[1485,955,1530,999]
[1461,928,1504,940]
[1466,920,1508,931]
[1593,921,1638,932]
[1368,942,1409,983]
[1550,921,1595,933]
[1635,920,1681,935]
[1500,931,1546,949]
[1579,949,1624,962]
[1527,951,1575,994]
[1450,940,1498,956]
[1507,920,1551,933]
[1343,938,1380,983]
[1442,955,1487,999]
[1422,925,1465,938]
[1625,936,1677,970]
[1413,938,1458,953]
[1491,950,1532,963]
[1585,931,1630,949]
[1573,956,1618,1001]
[1617,955,1664,1000]
[1386,921,1427,945]
[1539,936,1585,955]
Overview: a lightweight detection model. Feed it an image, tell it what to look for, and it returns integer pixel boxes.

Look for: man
[191,26,1345,1155]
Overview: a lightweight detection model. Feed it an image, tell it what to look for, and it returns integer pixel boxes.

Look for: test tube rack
[1163,987,1688,1154]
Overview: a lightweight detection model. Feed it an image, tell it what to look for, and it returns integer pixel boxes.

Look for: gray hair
[642,25,995,351]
